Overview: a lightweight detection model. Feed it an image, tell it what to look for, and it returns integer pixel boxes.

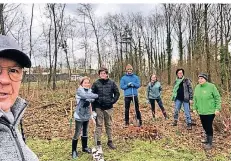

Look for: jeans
[73,120,89,140]
[173,99,191,124]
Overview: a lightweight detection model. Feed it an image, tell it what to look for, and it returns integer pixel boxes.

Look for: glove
[83,101,90,107]
[128,82,134,87]
[91,111,97,119]
[146,100,150,104]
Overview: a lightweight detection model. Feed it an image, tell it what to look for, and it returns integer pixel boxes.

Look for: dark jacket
[173,78,193,102]
[91,79,120,110]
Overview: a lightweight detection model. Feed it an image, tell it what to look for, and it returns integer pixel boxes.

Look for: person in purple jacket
[120,64,142,127]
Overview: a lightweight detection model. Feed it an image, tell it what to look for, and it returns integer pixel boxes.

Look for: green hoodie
[193,82,221,115]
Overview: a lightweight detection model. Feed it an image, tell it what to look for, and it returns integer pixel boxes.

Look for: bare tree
[77,4,102,68]
[27,4,34,94]
[164,4,173,85]
[204,4,211,79]
[47,3,66,90]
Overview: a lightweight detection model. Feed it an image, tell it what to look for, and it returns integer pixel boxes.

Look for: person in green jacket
[193,73,221,150]
[146,74,168,119]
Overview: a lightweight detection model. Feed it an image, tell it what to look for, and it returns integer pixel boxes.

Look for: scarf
[171,76,184,101]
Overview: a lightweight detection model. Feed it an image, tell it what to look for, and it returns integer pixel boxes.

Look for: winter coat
[193,82,221,115]
[0,97,39,161]
[120,73,140,97]
[91,79,120,110]
[146,81,162,99]
[74,87,98,122]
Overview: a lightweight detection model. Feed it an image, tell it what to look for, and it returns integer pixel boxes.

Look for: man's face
[177,70,184,79]
[0,58,22,112]
[99,71,108,79]
[127,68,133,74]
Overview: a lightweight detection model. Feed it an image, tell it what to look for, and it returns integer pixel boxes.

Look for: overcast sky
[20,3,161,67]
[66,3,159,17]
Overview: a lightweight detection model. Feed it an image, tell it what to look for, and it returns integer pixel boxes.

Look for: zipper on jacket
[0,119,26,161]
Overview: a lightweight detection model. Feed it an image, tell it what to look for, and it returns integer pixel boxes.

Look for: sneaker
[172,120,177,126]
[107,140,116,149]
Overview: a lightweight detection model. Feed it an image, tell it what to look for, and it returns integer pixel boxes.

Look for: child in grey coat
[72,76,98,159]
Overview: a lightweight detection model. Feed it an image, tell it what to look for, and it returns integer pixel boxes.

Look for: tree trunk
[51,4,58,90]
[204,4,211,81]
[0,4,4,35]
[28,4,34,94]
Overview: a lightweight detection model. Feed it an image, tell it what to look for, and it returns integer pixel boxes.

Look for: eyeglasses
[0,66,23,82]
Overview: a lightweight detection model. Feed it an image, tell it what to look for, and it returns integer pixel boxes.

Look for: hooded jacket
[0,97,39,161]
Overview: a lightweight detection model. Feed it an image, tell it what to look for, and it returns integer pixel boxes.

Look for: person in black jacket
[91,67,120,149]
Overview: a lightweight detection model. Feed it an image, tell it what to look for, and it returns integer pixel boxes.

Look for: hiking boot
[172,120,177,126]
[201,135,208,144]
[107,140,116,149]
[187,123,192,130]
[204,136,213,150]
[163,111,168,119]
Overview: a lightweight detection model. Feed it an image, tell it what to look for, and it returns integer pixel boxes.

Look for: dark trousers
[149,98,166,115]
[73,120,89,140]
[124,96,142,124]
[199,114,215,136]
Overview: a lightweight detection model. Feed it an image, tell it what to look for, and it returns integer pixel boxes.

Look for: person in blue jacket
[71,76,98,159]
[120,64,142,127]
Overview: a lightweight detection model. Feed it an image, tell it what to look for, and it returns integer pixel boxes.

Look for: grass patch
[26,137,218,161]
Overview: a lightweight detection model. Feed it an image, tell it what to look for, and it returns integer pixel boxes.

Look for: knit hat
[198,73,208,81]
[126,64,133,70]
